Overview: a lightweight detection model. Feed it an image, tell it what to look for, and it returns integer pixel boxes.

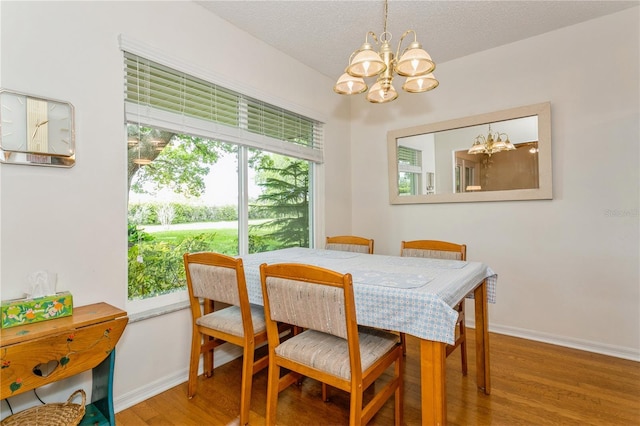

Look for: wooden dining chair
[400,240,468,374]
[326,235,374,254]
[183,251,269,426]
[324,235,374,400]
[260,262,404,426]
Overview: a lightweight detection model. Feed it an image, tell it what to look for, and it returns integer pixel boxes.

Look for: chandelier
[467,124,516,156]
[333,0,438,103]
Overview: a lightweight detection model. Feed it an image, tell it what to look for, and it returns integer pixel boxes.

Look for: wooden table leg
[420,339,447,425]
[474,279,491,394]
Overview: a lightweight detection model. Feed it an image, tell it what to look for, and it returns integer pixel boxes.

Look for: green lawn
[151,227,236,254]
[150,225,279,255]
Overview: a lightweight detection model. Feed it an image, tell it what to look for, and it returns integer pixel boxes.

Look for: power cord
[2,398,13,415]
[1,389,46,420]
[33,389,46,405]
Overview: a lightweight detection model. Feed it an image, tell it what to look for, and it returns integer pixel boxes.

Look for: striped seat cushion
[196,304,266,337]
[274,326,398,379]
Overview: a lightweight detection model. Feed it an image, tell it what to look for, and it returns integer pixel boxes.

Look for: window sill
[128,300,190,324]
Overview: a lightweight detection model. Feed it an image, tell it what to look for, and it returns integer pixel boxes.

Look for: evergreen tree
[251,156,309,248]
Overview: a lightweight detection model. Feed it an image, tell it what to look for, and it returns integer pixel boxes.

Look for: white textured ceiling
[197,0,638,79]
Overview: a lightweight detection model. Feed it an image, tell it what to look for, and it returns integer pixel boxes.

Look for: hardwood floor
[116,332,640,425]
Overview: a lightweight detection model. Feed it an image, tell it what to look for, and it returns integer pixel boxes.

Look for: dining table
[239,247,497,425]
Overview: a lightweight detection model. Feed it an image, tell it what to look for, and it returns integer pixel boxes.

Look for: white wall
[0,0,351,415]
[349,8,639,360]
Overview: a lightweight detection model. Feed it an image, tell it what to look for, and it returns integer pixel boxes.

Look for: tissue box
[1,292,73,329]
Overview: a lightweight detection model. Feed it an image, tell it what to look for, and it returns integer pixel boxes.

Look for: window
[123,50,323,309]
[397,146,422,195]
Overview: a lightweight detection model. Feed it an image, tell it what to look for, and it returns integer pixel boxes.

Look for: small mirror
[388,102,552,204]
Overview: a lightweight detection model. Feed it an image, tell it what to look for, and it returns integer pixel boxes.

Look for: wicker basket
[1,389,86,426]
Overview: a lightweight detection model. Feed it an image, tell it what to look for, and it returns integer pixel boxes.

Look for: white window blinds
[123,51,323,163]
[397,146,422,173]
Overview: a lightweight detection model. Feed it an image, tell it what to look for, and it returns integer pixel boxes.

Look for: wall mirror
[387,102,551,204]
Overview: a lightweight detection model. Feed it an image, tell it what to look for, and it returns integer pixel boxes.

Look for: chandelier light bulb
[395,40,435,77]
[366,80,398,103]
[334,73,367,95]
[347,43,386,78]
[402,73,439,93]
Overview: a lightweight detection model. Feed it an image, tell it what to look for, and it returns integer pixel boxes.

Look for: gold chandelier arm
[396,29,417,58]
[349,31,380,64]
[346,31,381,65]
[395,29,435,77]
[366,31,379,45]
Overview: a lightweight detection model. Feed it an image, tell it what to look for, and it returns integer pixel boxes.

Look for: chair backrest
[325,235,374,254]
[401,240,467,261]
[183,252,252,328]
[260,263,356,341]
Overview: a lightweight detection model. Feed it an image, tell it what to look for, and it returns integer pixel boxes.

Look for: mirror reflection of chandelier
[467,124,515,156]
[333,0,438,103]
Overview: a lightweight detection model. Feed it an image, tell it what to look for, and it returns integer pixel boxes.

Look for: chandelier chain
[383,0,388,35]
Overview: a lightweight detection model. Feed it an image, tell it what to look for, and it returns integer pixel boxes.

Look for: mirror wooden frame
[387,102,552,204]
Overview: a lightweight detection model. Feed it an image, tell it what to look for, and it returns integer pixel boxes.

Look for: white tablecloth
[239,247,497,345]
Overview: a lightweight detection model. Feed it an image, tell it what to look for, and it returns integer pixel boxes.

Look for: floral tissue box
[1,292,73,329]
